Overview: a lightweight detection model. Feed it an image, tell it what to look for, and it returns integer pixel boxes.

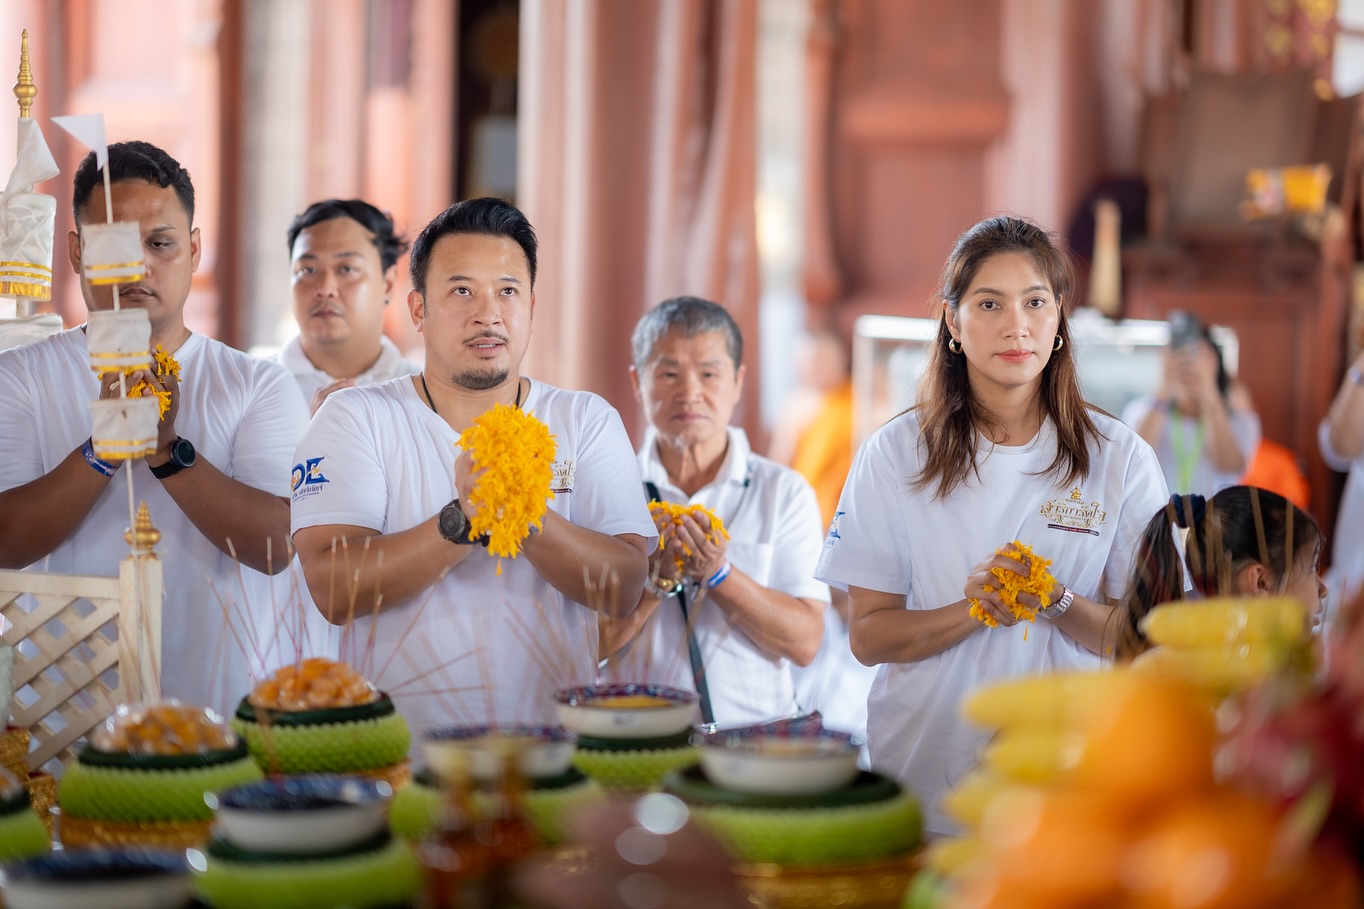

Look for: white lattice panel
[0,557,162,773]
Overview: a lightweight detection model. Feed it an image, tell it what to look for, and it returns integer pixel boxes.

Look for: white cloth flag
[52,113,108,170]
[0,118,60,301]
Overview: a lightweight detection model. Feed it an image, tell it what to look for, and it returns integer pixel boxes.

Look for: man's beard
[452,367,509,391]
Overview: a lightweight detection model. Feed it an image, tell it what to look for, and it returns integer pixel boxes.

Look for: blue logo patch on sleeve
[823,510,844,547]
[291,456,330,500]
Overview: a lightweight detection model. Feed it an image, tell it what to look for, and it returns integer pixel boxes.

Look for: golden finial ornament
[124,501,162,557]
[14,29,35,118]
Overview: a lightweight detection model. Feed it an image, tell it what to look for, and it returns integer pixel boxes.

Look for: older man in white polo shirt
[601,297,828,729]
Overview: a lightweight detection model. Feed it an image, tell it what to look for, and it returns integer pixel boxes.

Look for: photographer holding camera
[1121,311,1261,496]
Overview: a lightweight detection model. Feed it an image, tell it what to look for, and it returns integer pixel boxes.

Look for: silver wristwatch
[1040,586,1074,619]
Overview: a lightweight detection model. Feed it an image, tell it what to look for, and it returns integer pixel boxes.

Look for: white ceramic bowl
[554,684,697,739]
[3,849,192,909]
[698,729,860,796]
[207,776,392,853]
[423,726,577,782]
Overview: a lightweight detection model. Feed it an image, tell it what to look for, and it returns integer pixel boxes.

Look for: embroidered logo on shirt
[824,510,844,547]
[291,456,329,500]
[550,458,575,494]
[1039,488,1106,535]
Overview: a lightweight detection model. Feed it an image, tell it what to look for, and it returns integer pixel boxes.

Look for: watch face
[171,437,196,468]
[439,501,470,543]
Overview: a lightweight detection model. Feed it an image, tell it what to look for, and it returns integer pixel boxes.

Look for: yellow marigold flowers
[103,344,181,419]
[969,540,1057,628]
[649,501,729,571]
[458,403,557,574]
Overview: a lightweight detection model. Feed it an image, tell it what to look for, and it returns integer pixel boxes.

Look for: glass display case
[851,308,1240,443]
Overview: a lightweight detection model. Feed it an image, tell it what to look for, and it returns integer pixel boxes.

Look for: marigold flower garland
[102,344,180,419]
[458,403,557,574]
[649,501,729,572]
[968,540,1057,629]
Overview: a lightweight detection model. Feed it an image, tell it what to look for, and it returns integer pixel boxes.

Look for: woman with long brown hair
[815,216,1168,836]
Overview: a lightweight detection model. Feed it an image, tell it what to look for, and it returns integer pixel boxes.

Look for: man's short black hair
[287,199,410,271]
[71,140,195,224]
[409,197,538,295]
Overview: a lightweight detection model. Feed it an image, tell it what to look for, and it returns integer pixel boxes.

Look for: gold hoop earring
[947,337,962,354]
[1053,335,1064,352]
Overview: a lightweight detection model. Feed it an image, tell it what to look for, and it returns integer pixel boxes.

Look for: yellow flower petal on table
[458,403,557,573]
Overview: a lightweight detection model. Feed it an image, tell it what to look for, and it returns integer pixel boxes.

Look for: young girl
[815,216,1168,837]
[1116,486,1326,659]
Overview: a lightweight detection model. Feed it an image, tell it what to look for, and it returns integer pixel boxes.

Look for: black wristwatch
[438,499,486,546]
[149,437,196,480]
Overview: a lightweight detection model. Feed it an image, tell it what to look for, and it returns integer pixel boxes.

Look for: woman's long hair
[913,216,1102,499]
[1113,486,1323,660]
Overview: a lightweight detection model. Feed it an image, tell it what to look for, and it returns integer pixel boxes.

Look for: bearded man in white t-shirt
[0,140,309,714]
[290,197,655,736]
[279,199,420,415]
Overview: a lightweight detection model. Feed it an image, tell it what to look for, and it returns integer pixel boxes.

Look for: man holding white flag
[0,140,308,713]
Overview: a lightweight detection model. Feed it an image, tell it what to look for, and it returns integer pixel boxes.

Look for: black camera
[1167,310,1202,350]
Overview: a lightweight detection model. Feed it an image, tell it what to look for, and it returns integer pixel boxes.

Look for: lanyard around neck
[1170,414,1204,492]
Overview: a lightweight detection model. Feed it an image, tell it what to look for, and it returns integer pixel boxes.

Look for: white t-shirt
[618,427,830,728]
[1319,419,1364,613]
[276,335,420,407]
[271,334,418,659]
[815,409,1168,836]
[290,377,657,738]
[1120,395,1259,496]
[0,328,308,716]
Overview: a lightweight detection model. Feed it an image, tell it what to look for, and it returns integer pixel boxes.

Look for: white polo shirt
[276,335,419,407]
[290,376,657,738]
[618,426,830,728]
[816,409,1168,836]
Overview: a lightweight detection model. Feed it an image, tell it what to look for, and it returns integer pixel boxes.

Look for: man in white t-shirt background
[278,198,420,415]
[290,197,654,736]
[0,140,308,714]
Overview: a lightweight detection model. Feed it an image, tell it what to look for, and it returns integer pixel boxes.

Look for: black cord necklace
[420,374,522,417]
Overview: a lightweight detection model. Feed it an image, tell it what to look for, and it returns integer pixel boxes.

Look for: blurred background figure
[768,325,853,530]
[767,326,874,752]
[1320,349,1364,622]
[1122,311,1260,497]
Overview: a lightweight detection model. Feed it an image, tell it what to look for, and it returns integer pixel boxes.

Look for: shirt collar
[639,425,752,490]
[281,334,406,382]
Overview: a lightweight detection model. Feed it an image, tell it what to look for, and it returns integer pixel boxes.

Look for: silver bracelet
[1039,586,1074,619]
[1349,366,1364,387]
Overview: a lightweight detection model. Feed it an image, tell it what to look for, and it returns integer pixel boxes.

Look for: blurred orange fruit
[977,786,1124,902]
[1122,790,1293,909]
[1071,673,1215,811]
